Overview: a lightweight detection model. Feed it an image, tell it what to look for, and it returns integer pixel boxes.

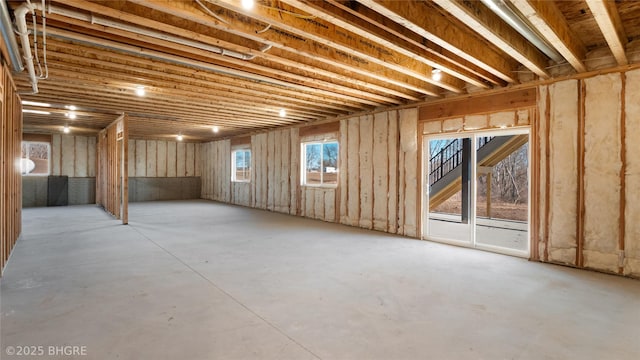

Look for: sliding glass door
[424,130,530,257]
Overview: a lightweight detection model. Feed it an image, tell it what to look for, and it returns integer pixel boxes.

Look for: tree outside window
[303,141,338,186]
[232,149,251,182]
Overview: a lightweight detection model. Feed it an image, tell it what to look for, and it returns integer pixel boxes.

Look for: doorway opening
[423,130,530,257]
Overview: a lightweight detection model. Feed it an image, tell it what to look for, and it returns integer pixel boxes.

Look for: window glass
[21,141,50,176]
[232,149,251,182]
[302,141,338,186]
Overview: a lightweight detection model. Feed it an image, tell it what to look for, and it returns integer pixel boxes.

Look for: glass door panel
[426,137,472,244]
[475,135,529,253]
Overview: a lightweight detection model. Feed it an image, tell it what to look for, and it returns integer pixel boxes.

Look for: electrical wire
[195,0,228,24]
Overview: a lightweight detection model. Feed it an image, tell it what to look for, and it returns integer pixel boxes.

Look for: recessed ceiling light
[63,125,70,134]
[67,112,77,120]
[432,68,442,82]
[135,86,146,97]
[279,109,286,117]
[22,109,51,115]
[65,105,77,111]
[241,0,254,10]
[22,101,51,107]
[212,126,220,133]
[177,134,183,141]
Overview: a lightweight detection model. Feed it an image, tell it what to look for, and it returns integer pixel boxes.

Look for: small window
[232,149,251,182]
[21,141,50,176]
[302,141,338,186]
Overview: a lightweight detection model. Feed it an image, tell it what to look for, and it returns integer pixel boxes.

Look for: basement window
[232,149,251,182]
[21,141,50,176]
[301,140,338,187]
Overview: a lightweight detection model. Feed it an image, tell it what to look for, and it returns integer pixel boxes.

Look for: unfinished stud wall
[200,109,420,235]
[51,134,97,177]
[96,115,128,224]
[538,69,639,277]
[0,62,22,275]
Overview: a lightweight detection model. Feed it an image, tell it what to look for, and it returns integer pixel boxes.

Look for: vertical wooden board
[176,142,186,177]
[387,111,399,234]
[273,130,283,212]
[315,189,325,220]
[223,140,231,202]
[267,131,276,210]
[583,73,622,272]
[400,108,419,237]
[195,142,202,177]
[372,112,389,231]
[135,140,146,177]
[339,119,349,224]
[624,69,640,276]
[146,140,157,177]
[537,85,549,260]
[290,128,299,215]
[305,188,315,218]
[127,139,136,177]
[74,136,88,177]
[359,115,374,229]
[61,135,75,177]
[157,141,167,177]
[300,187,307,217]
[213,142,220,200]
[51,134,61,175]
[260,133,269,209]
[281,129,290,213]
[346,117,361,226]
[186,143,195,176]
[253,135,262,207]
[547,80,579,264]
[87,136,96,177]
[325,189,336,222]
[167,141,177,177]
[203,142,211,199]
[251,135,257,207]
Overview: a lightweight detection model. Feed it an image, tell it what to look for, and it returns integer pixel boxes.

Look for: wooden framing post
[96,114,128,224]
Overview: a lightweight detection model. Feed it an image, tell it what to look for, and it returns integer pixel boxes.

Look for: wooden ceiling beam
[46,16,401,106]
[586,0,628,66]
[326,0,506,87]
[42,43,355,115]
[44,27,381,110]
[356,0,517,83]
[128,0,441,97]
[510,0,587,73]
[282,0,487,89]
[432,0,550,79]
[204,0,462,93]
[51,0,420,102]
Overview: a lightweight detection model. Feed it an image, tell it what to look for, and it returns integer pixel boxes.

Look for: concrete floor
[1,200,639,360]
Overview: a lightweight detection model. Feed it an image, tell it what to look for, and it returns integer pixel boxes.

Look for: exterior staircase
[428,135,528,210]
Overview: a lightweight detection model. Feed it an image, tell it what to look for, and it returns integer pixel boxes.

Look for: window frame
[231,148,251,183]
[301,139,339,188]
[21,141,51,176]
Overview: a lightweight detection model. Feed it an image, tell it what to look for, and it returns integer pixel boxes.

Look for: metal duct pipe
[0,0,24,72]
[480,0,564,63]
[49,5,256,60]
[15,2,38,93]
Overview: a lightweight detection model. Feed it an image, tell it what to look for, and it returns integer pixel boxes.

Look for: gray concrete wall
[22,177,48,208]
[128,177,201,202]
[23,177,95,208]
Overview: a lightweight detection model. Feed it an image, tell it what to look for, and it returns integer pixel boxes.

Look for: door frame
[421,127,531,258]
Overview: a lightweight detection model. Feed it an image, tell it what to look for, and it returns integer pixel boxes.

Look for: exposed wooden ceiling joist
[510,0,587,73]
[432,0,550,79]
[586,0,628,66]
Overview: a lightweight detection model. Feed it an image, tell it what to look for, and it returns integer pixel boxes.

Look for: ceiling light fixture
[432,68,442,82]
[63,125,70,134]
[66,112,77,120]
[22,109,51,115]
[241,0,254,10]
[135,86,146,97]
[279,109,286,117]
[21,101,51,107]
[177,134,183,141]
[65,105,77,111]
[212,126,220,133]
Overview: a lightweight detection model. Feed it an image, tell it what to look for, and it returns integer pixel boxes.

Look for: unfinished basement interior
[1,0,639,359]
